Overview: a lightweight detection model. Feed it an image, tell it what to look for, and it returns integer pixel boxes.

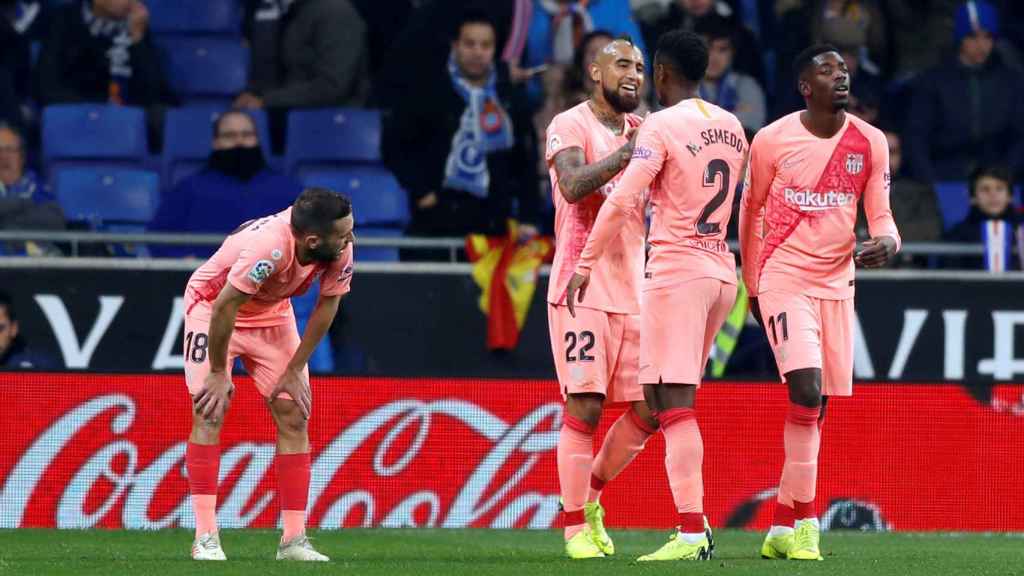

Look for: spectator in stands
[640,0,763,86]
[772,0,886,117]
[36,0,170,108]
[905,1,1024,184]
[532,30,613,175]
[885,1,958,82]
[0,123,63,256]
[519,0,646,106]
[382,12,539,254]
[884,131,941,243]
[148,110,301,258]
[0,290,56,369]
[374,0,530,109]
[1,0,48,129]
[944,165,1022,270]
[820,17,882,126]
[696,19,764,135]
[561,29,614,108]
[235,0,370,110]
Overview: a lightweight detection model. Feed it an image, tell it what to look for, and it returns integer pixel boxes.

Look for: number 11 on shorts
[767,312,788,346]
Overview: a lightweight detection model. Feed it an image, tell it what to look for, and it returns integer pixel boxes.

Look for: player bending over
[182,188,355,562]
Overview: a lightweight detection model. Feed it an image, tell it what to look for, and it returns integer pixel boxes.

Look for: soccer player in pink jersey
[567,29,748,561]
[545,37,659,559]
[739,45,900,561]
[183,188,355,562]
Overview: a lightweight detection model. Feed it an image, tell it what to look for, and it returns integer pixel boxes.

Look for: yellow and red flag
[466,221,554,351]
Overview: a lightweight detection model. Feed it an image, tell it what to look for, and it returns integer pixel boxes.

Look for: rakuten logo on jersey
[783,188,856,212]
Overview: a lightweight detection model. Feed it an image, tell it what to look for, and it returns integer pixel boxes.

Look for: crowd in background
[0,0,1022,270]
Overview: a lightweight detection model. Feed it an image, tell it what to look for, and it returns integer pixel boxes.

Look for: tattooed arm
[552,134,636,204]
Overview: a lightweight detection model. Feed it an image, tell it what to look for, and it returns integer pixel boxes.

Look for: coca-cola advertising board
[2,374,1022,531]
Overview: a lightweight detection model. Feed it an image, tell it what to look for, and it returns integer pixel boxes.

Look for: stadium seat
[285,108,381,175]
[352,227,402,262]
[156,38,249,107]
[42,105,147,168]
[148,0,243,36]
[934,181,970,231]
[54,168,160,228]
[302,167,409,228]
[291,279,336,373]
[162,106,272,187]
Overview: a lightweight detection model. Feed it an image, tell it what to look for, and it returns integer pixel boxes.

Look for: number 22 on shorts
[564,331,596,362]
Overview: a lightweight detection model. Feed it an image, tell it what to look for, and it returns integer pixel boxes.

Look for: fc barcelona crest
[845,153,864,175]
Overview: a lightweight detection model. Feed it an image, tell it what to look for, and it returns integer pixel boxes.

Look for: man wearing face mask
[148,110,302,258]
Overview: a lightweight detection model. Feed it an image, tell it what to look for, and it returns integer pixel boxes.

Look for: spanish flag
[466,221,554,351]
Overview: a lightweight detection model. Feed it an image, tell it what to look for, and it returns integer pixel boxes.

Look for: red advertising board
[2,374,1022,531]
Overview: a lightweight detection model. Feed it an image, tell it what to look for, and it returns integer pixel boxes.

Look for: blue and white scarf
[81,0,133,99]
[982,219,1022,272]
[443,53,515,198]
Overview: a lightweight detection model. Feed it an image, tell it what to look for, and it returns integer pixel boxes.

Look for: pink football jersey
[545,101,646,314]
[739,112,900,299]
[185,208,354,327]
[577,99,747,289]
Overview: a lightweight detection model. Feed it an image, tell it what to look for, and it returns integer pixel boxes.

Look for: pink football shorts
[548,303,643,404]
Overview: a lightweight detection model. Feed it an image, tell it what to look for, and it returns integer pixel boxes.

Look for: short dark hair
[655,29,708,84]
[969,165,1013,197]
[452,9,496,41]
[0,290,15,323]
[566,29,615,95]
[212,109,256,139]
[291,187,353,236]
[792,43,840,85]
[693,18,734,45]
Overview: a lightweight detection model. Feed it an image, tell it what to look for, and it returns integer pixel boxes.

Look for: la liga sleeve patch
[247,259,275,284]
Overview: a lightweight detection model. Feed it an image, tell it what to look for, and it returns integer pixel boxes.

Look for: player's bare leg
[763,367,824,560]
[188,404,228,560]
[590,400,658,501]
[585,400,659,554]
[638,383,712,561]
[559,393,605,558]
[269,398,327,561]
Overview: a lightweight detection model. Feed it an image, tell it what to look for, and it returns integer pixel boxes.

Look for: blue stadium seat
[148,0,243,36]
[162,106,272,187]
[54,168,160,228]
[934,181,970,231]
[291,279,335,373]
[352,227,402,262]
[286,109,381,175]
[302,167,409,227]
[156,38,249,106]
[42,105,147,167]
